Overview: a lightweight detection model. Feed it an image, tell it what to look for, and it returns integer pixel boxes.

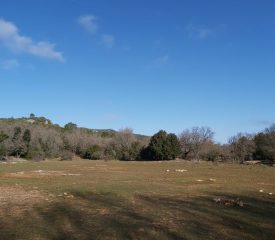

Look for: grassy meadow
[0,159,274,240]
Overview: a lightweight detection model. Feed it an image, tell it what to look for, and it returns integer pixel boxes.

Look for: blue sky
[0,0,275,143]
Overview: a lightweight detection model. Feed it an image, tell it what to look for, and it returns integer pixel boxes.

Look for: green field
[0,160,274,240]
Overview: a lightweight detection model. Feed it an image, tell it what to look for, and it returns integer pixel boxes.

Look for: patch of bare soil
[96,208,110,215]
[0,186,47,216]
[2,170,81,178]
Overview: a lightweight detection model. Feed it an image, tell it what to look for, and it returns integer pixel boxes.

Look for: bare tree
[228,133,255,163]
[111,128,145,160]
[179,127,214,160]
[265,124,275,134]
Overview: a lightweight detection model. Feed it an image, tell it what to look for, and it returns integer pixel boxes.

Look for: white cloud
[186,24,212,40]
[0,19,64,62]
[1,59,19,70]
[77,15,98,34]
[101,34,115,48]
[78,14,116,49]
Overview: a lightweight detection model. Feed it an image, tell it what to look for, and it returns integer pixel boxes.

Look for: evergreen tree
[144,130,181,160]
[11,127,24,158]
[0,132,9,159]
[166,133,181,160]
[23,129,31,156]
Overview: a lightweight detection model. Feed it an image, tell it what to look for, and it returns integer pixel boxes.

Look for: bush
[60,150,74,161]
[142,130,181,160]
[82,145,103,160]
[27,150,45,161]
[254,132,275,163]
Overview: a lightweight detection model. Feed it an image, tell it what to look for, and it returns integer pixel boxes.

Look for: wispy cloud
[147,55,169,69]
[1,59,19,70]
[185,24,213,40]
[0,19,64,62]
[101,34,115,48]
[78,14,116,49]
[155,55,169,65]
[77,15,98,34]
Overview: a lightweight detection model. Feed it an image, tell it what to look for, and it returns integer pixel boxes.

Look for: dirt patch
[2,170,81,178]
[0,186,43,204]
[0,186,45,211]
[96,208,110,215]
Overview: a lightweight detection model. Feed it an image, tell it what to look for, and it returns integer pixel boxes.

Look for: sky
[0,0,275,143]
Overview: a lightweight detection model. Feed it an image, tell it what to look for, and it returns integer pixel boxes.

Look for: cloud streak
[78,14,116,49]
[101,34,115,48]
[146,55,169,70]
[0,19,64,62]
[77,15,98,34]
[1,59,19,70]
[186,24,213,40]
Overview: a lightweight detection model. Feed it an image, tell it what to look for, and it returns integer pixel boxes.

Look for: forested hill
[0,115,149,161]
[0,116,148,138]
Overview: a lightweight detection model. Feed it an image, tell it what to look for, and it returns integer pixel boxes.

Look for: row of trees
[229,126,275,163]
[178,125,275,163]
[0,117,149,161]
[0,116,274,163]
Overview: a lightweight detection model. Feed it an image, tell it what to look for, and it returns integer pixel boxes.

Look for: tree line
[0,115,274,164]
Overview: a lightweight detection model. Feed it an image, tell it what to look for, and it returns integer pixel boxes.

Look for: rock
[175,169,187,172]
[244,161,261,165]
[213,197,244,207]
[238,201,244,207]
[213,198,221,203]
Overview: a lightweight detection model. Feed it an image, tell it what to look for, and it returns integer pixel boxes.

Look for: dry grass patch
[0,186,48,219]
[2,170,81,178]
[0,160,274,239]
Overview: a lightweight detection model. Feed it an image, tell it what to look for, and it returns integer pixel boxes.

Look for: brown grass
[0,160,274,239]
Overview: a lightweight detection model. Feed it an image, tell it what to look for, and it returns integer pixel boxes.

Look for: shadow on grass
[0,191,275,240]
[137,193,275,240]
